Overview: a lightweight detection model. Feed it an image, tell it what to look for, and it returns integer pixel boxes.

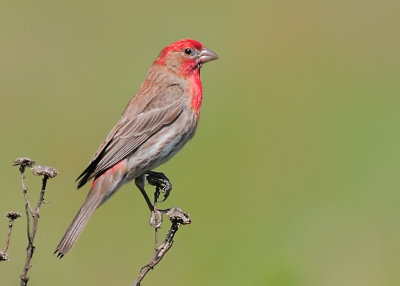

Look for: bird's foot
[146,171,172,203]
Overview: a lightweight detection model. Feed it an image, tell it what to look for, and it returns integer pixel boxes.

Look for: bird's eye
[184,48,192,55]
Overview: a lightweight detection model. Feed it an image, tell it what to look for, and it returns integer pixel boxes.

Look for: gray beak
[199,47,219,64]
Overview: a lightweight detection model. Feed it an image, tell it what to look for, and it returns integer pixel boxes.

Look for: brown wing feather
[76,84,185,188]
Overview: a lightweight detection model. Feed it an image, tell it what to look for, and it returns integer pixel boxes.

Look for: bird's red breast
[189,73,203,116]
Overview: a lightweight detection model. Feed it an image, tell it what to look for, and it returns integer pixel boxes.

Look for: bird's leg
[146,171,172,204]
[136,172,173,249]
[135,175,154,212]
[145,171,174,247]
[135,175,162,249]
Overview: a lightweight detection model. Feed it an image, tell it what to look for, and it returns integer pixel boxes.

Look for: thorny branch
[0,212,21,262]
[133,207,191,286]
[12,157,58,286]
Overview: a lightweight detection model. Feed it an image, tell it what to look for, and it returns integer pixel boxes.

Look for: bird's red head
[154,39,218,77]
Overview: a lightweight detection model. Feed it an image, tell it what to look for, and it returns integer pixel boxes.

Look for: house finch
[55,39,218,257]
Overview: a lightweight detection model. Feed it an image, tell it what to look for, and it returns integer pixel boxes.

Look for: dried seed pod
[5,211,21,220]
[13,157,35,168]
[31,165,58,178]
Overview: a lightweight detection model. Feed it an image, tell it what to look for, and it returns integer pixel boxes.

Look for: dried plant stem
[21,169,34,215]
[4,218,15,253]
[19,171,49,286]
[0,212,21,262]
[133,207,191,286]
[11,157,57,284]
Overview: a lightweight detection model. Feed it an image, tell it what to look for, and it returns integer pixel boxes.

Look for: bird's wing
[76,84,185,188]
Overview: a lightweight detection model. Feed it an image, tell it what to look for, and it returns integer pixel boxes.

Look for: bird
[54,39,218,257]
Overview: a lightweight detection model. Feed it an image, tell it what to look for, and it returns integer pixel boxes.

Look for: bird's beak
[199,47,219,64]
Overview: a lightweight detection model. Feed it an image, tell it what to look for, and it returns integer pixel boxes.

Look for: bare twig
[0,212,21,262]
[13,158,58,286]
[4,212,22,253]
[133,207,191,286]
[13,158,35,216]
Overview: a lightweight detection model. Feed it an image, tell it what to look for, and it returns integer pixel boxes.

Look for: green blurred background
[1,0,399,285]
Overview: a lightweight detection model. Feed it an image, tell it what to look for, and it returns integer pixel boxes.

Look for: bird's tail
[54,161,128,258]
[54,184,103,258]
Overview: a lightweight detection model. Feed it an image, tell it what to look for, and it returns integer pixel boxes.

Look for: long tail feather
[55,160,127,258]
[54,187,103,258]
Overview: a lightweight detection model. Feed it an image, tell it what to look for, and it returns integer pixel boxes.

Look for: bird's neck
[146,64,203,116]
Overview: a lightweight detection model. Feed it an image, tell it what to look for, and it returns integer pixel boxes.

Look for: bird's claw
[146,171,172,203]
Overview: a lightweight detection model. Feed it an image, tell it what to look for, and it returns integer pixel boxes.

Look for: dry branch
[0,211,21,262]
[133,207,191,286]
[13,157,58,286]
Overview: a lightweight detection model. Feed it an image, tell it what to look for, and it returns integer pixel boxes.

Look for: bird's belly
[125,111,197,179]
